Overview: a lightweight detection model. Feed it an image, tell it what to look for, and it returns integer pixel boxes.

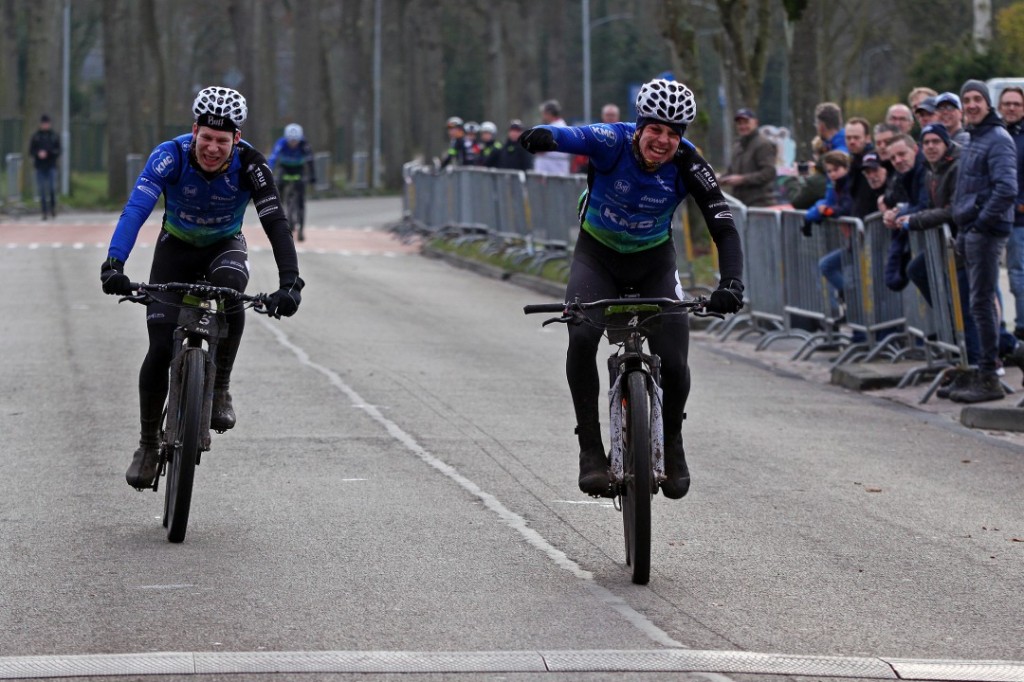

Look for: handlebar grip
[523,303,567,315]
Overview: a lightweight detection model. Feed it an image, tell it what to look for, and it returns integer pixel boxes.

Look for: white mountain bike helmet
[192,86,248,130]
[634,78,696,133]
[480,121,498,135]
[464,121,480,135]
[284,123,303,143]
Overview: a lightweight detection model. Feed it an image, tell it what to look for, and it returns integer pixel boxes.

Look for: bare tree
[101,0,142,203]
[712,0,772,113]
[0,0,20,119]
[21,0,62,197]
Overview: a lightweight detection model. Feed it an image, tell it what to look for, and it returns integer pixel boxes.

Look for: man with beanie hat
[948,78,1018,403]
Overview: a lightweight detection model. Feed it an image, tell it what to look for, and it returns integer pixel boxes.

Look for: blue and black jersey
[108,133,299,283]
[268,137,316,182]
[534,122,742,280]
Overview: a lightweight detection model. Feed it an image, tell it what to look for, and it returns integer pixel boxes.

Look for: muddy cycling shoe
[125,444,160,489]
[210,389,235,432]
[578,447,614,497]
[661,435,690,500]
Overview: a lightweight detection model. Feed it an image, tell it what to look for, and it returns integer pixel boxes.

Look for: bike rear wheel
[164,348,205,543]
[622,370,652,585]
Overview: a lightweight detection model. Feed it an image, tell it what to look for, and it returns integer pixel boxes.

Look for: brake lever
[693,309,725,320]
[118,292,152,304]
[541,314,572,327]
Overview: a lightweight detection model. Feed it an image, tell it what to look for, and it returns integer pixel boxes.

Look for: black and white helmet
[635,79,696,127]
[192,86,248,128]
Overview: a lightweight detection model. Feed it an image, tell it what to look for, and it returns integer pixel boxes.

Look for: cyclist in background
[520,78,744,500]
[99,86,305,490]
[268,123,316,241]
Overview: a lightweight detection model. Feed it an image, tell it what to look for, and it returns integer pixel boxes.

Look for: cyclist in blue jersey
[520,78,744,499]
[268,123,316,241]
[100,86,305,490]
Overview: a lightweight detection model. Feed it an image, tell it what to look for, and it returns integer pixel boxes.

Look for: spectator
[600,103,620,123]
[895,124,979,376]
[29,113,60,220]
[949,79,1019,403]
[789,136,828,209]
[494,119,533,172]
[859,152,888,215]
[801,150,853,322]
[815,101,848,153]
[477,121,503,167]
[880,134,928,292]
[718,108,778,207]
[913,96,938,130]
[871,123,902,210]
[439,116,467,168]
[936,92,971,147]
[998,85,1024,341]
[886,103,915,135]
[844,116,877,217]
[908,86,939,113]
[533,99,571,175]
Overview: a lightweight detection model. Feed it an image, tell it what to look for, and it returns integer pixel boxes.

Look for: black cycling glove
[264,276,305,318]
[707,278,744,314]
[801,219,814,238]
[519,128,557,153]
[100,257,132,296]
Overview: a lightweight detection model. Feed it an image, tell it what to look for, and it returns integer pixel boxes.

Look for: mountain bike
[121,281,269,543]
[279,173,305,242]
[525,295,715,584]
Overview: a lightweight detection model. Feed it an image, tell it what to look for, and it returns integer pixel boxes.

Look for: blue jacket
[108,133,299,283]
[805,173,852,222]
[951,111,1017,236]
[533,121,744,279]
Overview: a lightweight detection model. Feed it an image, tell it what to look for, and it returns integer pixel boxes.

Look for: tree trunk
[139,0,166,150]
[102,0,134,203]
[21,0,61,199]
[0,0,20,119]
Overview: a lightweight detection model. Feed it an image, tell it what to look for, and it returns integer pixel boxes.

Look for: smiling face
[637,122,681,166]
[192,124,240,172]
[936,103,962,131]
[962,90,989,127]
[998,89,1024,125]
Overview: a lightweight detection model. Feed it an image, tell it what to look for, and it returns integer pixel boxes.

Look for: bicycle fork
[607,354,665,489]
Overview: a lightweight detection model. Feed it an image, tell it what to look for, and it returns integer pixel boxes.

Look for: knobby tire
[164,348,205,543]
[622,370,652,585]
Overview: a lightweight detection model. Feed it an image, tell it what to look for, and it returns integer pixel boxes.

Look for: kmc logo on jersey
[592,124,617,147]
[152,151,175,177]
[614,179,631,194]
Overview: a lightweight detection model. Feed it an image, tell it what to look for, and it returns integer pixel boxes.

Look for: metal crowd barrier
[705,194,749,337]
[757,210,845,359]
[5,152,22,206]
[898,224,971,401]
[830,213,909,366]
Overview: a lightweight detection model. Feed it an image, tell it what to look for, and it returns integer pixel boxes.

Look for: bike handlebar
[524,296,711,315]
[121,282,269,312]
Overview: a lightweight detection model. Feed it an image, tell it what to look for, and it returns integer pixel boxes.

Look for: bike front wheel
[164,348,205,543]
[622,370,652,585]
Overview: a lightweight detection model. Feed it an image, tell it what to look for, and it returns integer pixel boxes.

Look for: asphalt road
[0,198,1022,682]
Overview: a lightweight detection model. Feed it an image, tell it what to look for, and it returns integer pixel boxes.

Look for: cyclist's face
[637,123,680,165]
[192,124,240,172]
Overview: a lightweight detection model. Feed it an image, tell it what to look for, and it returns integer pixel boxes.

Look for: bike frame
[162,295,226,459]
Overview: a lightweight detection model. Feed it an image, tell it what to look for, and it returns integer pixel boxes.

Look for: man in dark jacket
[494,119,533,172]
[29,114,60,219]
[998,86,1024,341]
[948,79,1019,403]
[718,108,777,206]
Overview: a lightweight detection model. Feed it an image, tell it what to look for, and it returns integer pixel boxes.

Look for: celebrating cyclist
[519,78,744,499]
[100,86,305,490]
[267,123,316,241]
